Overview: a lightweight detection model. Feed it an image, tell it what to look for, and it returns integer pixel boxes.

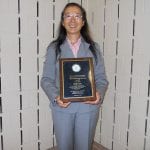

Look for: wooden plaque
[59,57,96,102]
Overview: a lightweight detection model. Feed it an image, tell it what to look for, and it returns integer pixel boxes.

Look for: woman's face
[62,6,84,36]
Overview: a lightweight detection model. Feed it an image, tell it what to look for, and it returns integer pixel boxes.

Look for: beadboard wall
[0,0,149,150]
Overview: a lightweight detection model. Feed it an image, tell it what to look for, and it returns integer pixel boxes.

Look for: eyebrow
[64,12,81,15]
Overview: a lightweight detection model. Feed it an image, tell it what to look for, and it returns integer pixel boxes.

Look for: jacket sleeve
[94,43,108,102]
[40,44,59,104]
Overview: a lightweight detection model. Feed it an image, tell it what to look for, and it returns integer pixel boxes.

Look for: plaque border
[59,57,96,102]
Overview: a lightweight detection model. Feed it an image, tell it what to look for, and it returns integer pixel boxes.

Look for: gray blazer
[41,38,108,113]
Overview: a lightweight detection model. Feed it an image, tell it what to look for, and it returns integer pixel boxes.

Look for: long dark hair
[52,2,97,62]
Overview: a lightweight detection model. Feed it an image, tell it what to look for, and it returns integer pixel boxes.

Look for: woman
[41,2,108,150]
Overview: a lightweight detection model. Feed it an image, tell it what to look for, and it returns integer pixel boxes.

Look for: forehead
[64,6,82,14]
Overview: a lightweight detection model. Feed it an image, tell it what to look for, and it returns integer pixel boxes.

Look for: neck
[67,34,81,44]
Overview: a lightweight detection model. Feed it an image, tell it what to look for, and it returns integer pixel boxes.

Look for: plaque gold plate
[59,57,96,102]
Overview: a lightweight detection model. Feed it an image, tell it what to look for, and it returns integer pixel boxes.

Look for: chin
[68,30,79,34]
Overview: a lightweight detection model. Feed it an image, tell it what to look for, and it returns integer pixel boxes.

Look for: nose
[70,16,76,22]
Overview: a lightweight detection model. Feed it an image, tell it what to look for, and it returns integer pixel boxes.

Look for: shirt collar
[66,37,81,47]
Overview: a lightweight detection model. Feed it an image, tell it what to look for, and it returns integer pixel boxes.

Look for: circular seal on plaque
[72,64,81,72]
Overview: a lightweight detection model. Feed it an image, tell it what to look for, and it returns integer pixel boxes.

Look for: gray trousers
[52,107,99,150]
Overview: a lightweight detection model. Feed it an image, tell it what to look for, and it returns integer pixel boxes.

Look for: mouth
[69,23,77,27]
[69,25,77,28]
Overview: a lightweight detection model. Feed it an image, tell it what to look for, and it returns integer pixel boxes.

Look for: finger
[83,100,96,104]
[96,92,100,100]
[83,98,100,105]
[83,101,93,104]
[63,102,71,107]
[57,100,71,108]
[56,99,64,107]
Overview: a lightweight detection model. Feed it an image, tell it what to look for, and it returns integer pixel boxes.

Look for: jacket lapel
[60,40,74,58]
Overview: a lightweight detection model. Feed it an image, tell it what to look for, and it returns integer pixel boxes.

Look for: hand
[55,96,71,108]
[83,92,101,105]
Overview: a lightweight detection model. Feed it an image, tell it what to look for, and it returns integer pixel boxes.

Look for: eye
[64,14,72,19]
[75,14,81,19]
[63,13,82,21]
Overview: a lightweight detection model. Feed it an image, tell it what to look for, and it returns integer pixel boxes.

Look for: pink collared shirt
[67,37,81,58]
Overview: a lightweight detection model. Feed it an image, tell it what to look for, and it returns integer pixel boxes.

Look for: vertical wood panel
[87,0,150,150]
[3,111,20,150]
[1,0,150,149]
[53,0,68,38]
[0,0,57,149]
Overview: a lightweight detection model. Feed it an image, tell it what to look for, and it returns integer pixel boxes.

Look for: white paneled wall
[0,0,150,150]
[87,0,150,150]
[1,0,55,149]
